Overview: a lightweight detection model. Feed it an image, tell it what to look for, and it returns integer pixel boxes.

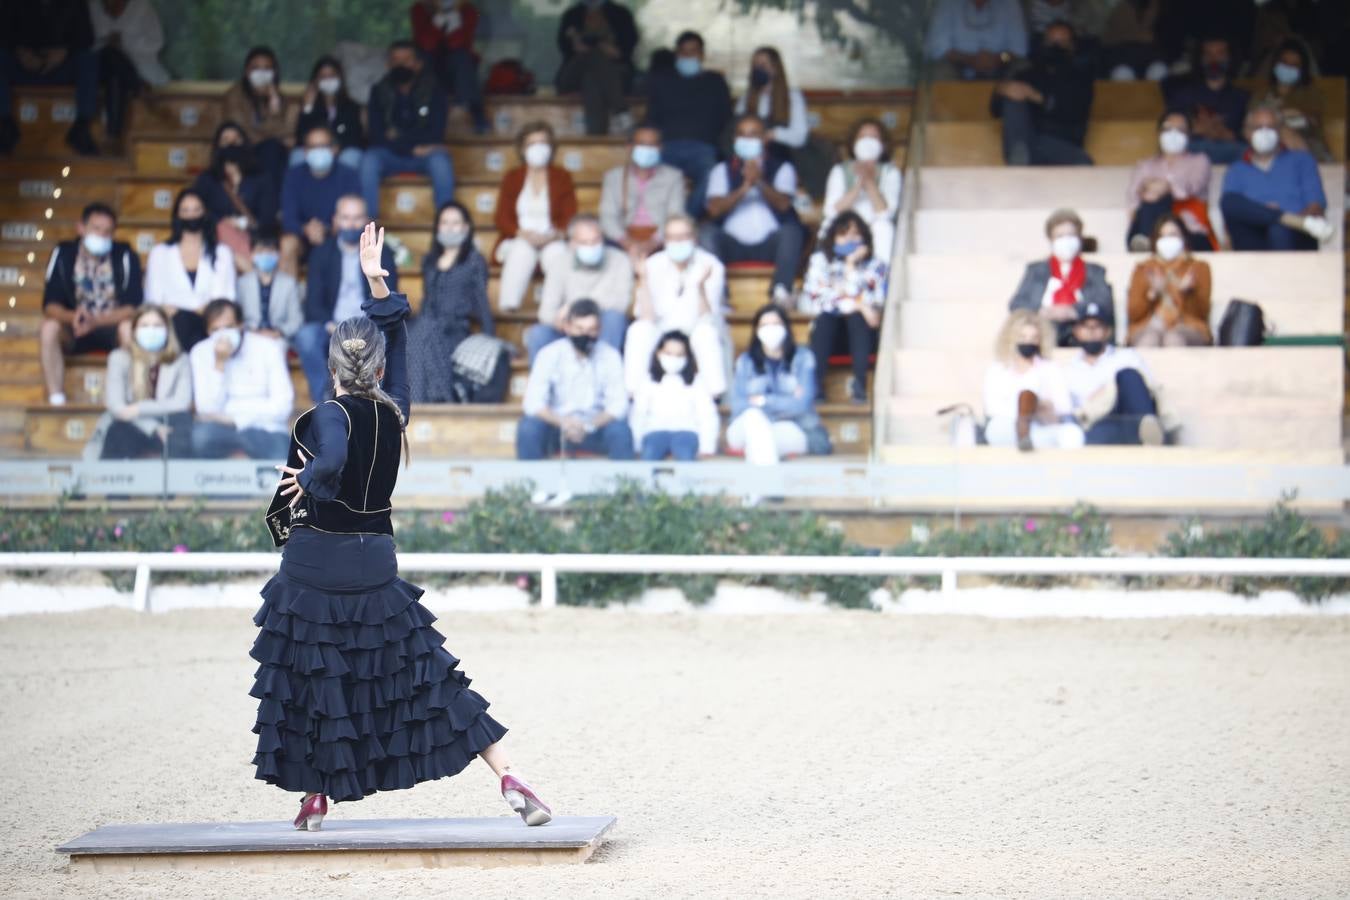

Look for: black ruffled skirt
[249,528,508,802]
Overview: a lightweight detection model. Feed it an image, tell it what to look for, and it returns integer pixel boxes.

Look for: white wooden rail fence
[2,552,1349,612]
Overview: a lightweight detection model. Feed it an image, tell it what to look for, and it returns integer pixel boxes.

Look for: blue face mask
[1273,62,1301,86]
[253,251,279,273]
[631,145,660,168]
[338,227,363,244]
[675,56,702,77]
[134,326,168,353]
[733,136,763,161]
[306,146,335,174]
[834,240,862,257]
[575,243,605,267]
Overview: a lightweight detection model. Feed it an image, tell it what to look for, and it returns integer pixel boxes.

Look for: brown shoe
[1015,390,1037,452]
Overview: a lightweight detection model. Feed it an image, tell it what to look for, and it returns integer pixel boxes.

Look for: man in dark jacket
[0,0,101,155]
[645,30,732,216]
[293,195,399,402]
[40,202,143,405]
[556,0,639,135]
[358,40,453,219]
[990,20,1094,166]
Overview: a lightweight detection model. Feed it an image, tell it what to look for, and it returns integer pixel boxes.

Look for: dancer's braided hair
[327,315,410,464]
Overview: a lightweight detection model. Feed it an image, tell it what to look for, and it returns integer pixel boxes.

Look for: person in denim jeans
[360,41,454,219]
[644,30,732,216]
[726,304,824,465]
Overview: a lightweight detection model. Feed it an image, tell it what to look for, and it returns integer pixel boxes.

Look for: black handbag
[1217,300,1265,346]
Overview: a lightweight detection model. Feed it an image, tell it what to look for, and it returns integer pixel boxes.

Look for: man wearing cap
[1063,299,1164,445]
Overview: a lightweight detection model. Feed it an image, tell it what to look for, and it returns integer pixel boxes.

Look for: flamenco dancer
[250,222,552,831]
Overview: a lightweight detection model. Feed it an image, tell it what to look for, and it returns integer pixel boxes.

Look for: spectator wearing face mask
[407,201,493,403]
[1064,300,1163,446]
[39,202,142,406]
[924,0,1028,81]
[528,214,632,362]
[819,118,903,263]
[189,298,294,460]
[991,20,1094,166]
[1162,36,1249,164]
[1126,214,1211,347]
[89,304,193,460]
[624,214,727,396]
[599,125,686,257]
[291,56,365,170]
[493,122,577,313]
[983,309,1083,451]
[144,188,237,351]
[727,304,830,465]
[799,212,887,405]
[629,330,720,460]
[192,121,279,266]
[361,40,455,219]
[701,114,805,306]
[1257,37,1330,162]
[643,30,731,217]
[518,298,633,460]
[411,0,489,134]
[280,125,362,275]
[734,46,809,153]
[555,0,639,135]
[237,225,304,341]
[294,194,399,402]
[1008,208,1112,347]
[1125,111,1214,252]
[1099,0,1167,81]
[221,46,296,193]
[1218,103,1333,252]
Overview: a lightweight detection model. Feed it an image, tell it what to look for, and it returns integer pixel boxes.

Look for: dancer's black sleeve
[363,291,412,424]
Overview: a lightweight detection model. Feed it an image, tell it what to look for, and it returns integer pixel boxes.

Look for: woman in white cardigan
[819,118,903,263]
[144,188,236,350]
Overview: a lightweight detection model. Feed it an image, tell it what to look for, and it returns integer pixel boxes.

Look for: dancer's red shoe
[293,793,328,831]
[501,773,552,826]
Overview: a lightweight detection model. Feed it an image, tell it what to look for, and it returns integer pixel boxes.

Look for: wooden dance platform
[57,815,617,871]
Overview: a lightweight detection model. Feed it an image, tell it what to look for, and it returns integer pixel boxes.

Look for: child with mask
[629,330,720,460]
[238,225,304,341]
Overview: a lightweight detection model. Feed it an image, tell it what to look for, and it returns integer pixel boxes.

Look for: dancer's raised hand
[359,221,391,298]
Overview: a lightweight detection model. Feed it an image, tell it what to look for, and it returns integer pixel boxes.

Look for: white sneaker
[771,284,791,306]
[544,490,572,508]
[530,489,552,505]
[48,392,66,407]
[1302,216,1335,243]
[1137,414,1163,446]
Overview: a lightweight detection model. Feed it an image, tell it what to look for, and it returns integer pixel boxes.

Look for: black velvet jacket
[266,292,412,546]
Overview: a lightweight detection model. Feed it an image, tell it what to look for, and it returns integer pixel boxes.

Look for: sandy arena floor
[2,605,1348,899]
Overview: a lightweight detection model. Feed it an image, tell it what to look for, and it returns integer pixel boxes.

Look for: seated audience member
[280,124,362,274]
[407,201,494,403]
[727,304,829,465]
[1163,36,1249,164]
[1155,0,1257,69]
[924,0,1028,81]
[625,215,727,396]
[555,0,638,135]
[291,57,366,170]
[145,189,237,351]
[1219,104,1333,251]
[982,309,1084,451]
[192,121,279,264]
[411,0,488,134]
[1025,0,1088,49]
[221,46,295,192]
[90,0,170,143]
[1126,214,1212,347]
[237,225,304,341]
[599,125,687,255]
[528,214,633,361]
[1258,37,1330,161]
[1009,208,1111,347]
[90,304,192,460]
[1065,300,1163,445]
[1099,0,1167,81]
[734,47,809,156]
[1125,111,1214,251]
[493,122,577,311]
[294,195,399,401]
[360,40,454,219]
[700,115,805,305]
[189,299,294,460]
[0,0,99,155]
[820,118,903,263]
[39,202,143,406]
[799,212,887,405]
[630,330,720,460]
[644,30,732,216]
[517,298,634,460]
[991,20,1094,166]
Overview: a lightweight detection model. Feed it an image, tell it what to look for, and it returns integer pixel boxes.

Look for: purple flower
[0,532,8,543]
[172,544,189,554]
[113,525,124,539]
[441,510,456,525]
[516,575,530,589]
[1024,519,1038,533]
[1066,523,1081,536]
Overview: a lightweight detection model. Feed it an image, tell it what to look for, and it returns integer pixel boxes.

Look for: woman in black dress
[255,222,552,830]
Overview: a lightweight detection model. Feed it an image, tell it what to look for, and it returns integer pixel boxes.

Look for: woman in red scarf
[1007,208,1114,347]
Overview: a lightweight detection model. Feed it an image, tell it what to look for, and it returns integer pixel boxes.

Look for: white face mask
[1051,234,1081,263]
[317,76,342,96]
[1155,234,1185,261]
[523,143,552,169]
[1158,129,1188,155]
[658,353,686,375]
[214,327,242,353]
[665,239,694,263]
[1250,126,1279,155]
[247,68,275,89]
[757,324,787,350]
[852,136,884,162]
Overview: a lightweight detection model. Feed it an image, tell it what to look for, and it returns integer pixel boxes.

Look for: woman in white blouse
[733,46,809,151]
[982,309,1084,451]
[819,118,903,262]
[144,188,236,350]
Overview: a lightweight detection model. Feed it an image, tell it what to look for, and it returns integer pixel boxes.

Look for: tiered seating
[0,84,912,460]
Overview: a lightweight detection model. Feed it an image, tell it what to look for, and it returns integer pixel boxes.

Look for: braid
[328,316,411,464]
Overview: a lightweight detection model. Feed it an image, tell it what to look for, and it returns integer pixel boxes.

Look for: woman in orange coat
[492,121,578,311]
[1126,213,1212,347]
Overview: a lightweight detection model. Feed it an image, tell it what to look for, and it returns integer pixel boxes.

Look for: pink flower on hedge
[172,544,189,553]
[113,525,124,538]
[516,575,529,589]
[1066,523,1081,536]
[441,510,456,524]
[1024,519,1038,533]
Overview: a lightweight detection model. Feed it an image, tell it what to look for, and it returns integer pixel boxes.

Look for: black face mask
[570,334,597,355]
[749,67,772,88]
[1040,45,1071,65]
[217,145,248,167]
[176,216,205,233]
[389,65,416,86]
[1203,60,1229,81]
[1079,339,1106,356]
[1015,343,1039,360]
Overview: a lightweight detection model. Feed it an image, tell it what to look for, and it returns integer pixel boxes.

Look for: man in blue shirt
[925,0,1028,81]
[279,125,361,275]
[1219,104,1333,252]
[358,40,454,219]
